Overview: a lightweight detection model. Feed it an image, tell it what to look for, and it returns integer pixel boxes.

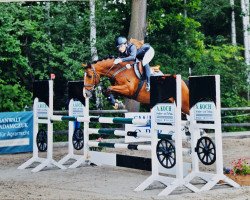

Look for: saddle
[133,63,164,80]
[133,61,144,80]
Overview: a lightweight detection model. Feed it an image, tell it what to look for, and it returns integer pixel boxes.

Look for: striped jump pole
[87,126,190,167]
[49,115,149,125]
[87,141,151,151]
[88,128,151,138]
[88,127,191,147]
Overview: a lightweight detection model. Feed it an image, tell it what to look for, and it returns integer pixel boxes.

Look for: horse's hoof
[118,102,125,109]
[113,102,125,110]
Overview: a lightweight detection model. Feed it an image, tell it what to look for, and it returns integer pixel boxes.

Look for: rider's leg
[144,64,151,91]
[141,47,155,92]
[142,47,155,66]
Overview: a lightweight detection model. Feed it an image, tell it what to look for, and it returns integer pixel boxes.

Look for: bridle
[84,64,100,91]
[84,61,131,92]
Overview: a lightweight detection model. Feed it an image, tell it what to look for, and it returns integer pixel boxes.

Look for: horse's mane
[91,55,115,64]
[84,56,115,68]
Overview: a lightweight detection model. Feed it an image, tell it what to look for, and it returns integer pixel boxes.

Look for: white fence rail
[221,107,250,127]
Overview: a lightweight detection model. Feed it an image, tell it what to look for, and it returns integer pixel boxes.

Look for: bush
[0,81,32,112]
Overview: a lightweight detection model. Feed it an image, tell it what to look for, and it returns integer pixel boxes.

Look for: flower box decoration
[224,158,250,186]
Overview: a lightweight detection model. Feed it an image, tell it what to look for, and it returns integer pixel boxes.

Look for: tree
[241,0,250,65]
[230,0,237,45]
[125,0,147,112]
[0,0,248,113]
[90,0,98,61]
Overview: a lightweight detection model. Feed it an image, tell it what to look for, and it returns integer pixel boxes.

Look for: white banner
[154,103,175,124]
[194,102,215,121]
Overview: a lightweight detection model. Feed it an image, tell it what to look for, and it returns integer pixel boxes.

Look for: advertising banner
[0,111,33,154]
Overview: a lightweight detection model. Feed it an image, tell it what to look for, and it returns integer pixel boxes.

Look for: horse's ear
[82,63,87,70]
[82,63,90,69]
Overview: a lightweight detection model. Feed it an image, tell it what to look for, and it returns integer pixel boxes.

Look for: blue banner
[0,111,33,154]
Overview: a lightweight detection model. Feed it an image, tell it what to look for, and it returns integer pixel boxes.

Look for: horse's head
[83,63,101,98]
[83,58,131,98]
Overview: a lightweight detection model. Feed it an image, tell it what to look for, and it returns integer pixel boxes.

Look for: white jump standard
[58,81,86,166]
[183,75,240,191]
[135,75,240,196]
[135,75,198,195]
[18,80,66,172]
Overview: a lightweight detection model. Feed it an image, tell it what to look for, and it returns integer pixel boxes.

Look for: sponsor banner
[0,111,33,154]
[125,112,170,143]
[194,102,215,121]
[154,103,175,124]
[125,104,178,143]
[37,102,48,118]
[72,101,85,117]
[125,112,151,143]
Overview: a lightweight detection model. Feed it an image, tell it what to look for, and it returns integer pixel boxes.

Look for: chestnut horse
[83,58,190,114]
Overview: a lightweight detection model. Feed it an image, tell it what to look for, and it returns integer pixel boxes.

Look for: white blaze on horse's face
[83,66,100,92]
[84,69,94,90]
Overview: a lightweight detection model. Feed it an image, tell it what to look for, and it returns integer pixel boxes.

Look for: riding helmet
[115,36,127,47]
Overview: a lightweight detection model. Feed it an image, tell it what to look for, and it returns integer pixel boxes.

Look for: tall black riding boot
[144,64,151,91]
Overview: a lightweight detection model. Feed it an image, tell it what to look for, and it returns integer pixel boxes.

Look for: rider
[114,36,154,92]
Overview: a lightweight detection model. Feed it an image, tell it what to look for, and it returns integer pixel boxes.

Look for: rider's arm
[121,44,137,62]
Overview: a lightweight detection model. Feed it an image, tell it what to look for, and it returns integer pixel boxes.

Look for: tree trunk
[128,0,147,40]
[90,0,98,62]
[126,0,147,112]
[241,0,250,65]
[230,0,237,45]
[241,0,250,101]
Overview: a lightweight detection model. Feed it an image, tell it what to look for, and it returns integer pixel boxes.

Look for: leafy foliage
[0,0,248,118]
[0,80,32,111]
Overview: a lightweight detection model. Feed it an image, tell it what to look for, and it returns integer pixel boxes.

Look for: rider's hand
[114,58,122,64]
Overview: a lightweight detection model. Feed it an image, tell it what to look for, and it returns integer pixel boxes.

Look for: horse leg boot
[107,93,116,105]
[106,93,124,109]
[144,64,151,91]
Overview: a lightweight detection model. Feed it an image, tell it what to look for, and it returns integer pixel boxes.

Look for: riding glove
[114,58,122,64]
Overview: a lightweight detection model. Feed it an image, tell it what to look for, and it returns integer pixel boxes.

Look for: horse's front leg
[107,85,131,109]
[108,85,131,96]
